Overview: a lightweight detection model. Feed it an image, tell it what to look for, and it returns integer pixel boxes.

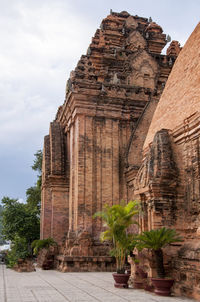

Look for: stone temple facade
[41,9,200,291]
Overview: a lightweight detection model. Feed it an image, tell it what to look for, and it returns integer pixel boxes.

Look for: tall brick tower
[129,23,200,300]
[41,11,180,271]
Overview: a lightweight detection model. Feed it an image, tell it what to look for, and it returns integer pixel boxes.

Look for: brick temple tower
[41,11,180,271]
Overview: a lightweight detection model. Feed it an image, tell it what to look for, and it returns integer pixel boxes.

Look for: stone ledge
[55,255,116,272]
[56,255,114,262]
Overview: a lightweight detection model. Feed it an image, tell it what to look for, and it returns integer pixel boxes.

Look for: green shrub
[6,236,31,268]
[31,238,57,255]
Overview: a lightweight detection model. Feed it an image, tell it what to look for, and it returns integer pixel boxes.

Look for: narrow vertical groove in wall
[69,130,71,230]
[107,119,111,205]
[50,190,52,238]
[94,119,102,234]
[104,120,107,204]
[83,115,86,228]
[122,122,125,200]
[72,124,75,231]
[191,139,195,201]
[92,118,97,234]
[70,127,72,231]
[121,123,124,201]
[51,189,53,237]
[111,120,114,205]
[112,120,119,204]
[197,138,200,196]
[74,122,76,230]
[90,117,94,229]
[126,122,130,202]
[118,121,120,202]
[118,122,122,201]
[100,120,102,212]
[66,133,70,231]
[71,125,74,231]
[125,123,129,201]
[74,119,78,230]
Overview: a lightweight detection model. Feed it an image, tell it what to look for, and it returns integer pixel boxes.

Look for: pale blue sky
[0,0,200,202]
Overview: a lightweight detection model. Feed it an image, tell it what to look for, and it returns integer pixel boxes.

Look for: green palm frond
[135,227,182,251]
[93,200,140,271]
[100,229,113,242]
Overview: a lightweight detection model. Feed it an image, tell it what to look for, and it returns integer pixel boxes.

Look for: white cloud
[0,0,94,149]
[0,0,200,201]
[1,0,197,150]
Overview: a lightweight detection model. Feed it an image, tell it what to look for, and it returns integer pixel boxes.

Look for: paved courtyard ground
[0,264,196,302]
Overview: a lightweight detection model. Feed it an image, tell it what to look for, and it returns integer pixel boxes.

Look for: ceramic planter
[133,280,144,289]
[112,273,130,288]
[151,278,174,296]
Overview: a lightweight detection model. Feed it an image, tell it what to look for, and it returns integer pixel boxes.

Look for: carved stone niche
[63,229,111,258]
[127,30,146,51]
[125,16,138,30]
[130,52,158,90]
[134,129,178,229]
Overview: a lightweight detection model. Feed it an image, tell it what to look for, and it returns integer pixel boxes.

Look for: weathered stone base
[37,246,58,270]
[13,258,35,272]
[169,243,200,301]
[55,255,116,272]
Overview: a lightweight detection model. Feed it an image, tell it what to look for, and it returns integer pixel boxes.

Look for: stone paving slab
[0,264,196,302]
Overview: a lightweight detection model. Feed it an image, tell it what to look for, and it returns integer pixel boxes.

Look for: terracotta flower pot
[144,283,154,292]
[133,280,144,289]
[151,278,174,296]
[112,273,130,288]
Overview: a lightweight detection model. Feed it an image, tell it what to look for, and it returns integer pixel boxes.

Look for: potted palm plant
[94,200,139,288]
[135,227,182,296]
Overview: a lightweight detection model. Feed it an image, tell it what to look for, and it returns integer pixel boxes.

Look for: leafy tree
[31,150,42,174]
[0,204,6,245]
[26,150,42,212]
[1,150,42,267]
[135,227,182,278]
[6,236,31,268]
[1,197,40,246]
[26,186,41,214]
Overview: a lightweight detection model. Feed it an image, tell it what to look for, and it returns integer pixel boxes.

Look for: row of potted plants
[93,200,182,296]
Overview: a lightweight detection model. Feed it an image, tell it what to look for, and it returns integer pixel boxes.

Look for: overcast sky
[0,0,200,202]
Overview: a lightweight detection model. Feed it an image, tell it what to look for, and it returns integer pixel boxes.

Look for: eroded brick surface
[144,23,200,149]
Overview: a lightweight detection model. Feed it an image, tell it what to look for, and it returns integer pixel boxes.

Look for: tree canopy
[1,196,40,244]
[0,150,42,265]
[26,149,42,213]
[31,150,42,174]
[0,204,5,245]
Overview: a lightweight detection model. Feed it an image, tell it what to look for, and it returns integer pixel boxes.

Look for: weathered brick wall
[144,23,200,149]
[129,23,200,300]
[68,115,132,237]
[41,122,69,244]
